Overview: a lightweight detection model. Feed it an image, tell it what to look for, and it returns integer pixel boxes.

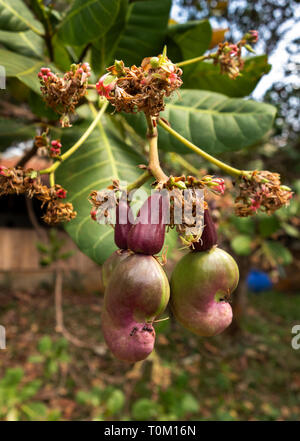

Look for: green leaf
[1,368,23,387]
[20,380,41,400]
[258,215,280,238]
[263,241,293,266]
[21,402,47,420]
[231,235,252,256]
[91,0,128,75]
[171,20,212,61]
[182,56,272,98]
[106,389,125,415]
[58,0,120,46]
[132,398,159,421]
[230,216,255,235]
[0,118,36,151]
[29,91,59,120]
[181,393,200,415]
[125,89,276,154]
[52,35,71,71]
[0,0,43,35]
[56,118,145,265]
[0,48,45,93]
[281,222,300,238]
[28,355,44,363]
[0,30,44,58]
[37,336,52,354]
[114,0,172,66]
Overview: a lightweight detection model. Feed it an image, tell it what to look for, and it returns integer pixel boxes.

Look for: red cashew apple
[101,309,155,362]
[105,254,170,327]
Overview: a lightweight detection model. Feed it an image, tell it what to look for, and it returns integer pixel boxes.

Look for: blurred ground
[0,286,299,421]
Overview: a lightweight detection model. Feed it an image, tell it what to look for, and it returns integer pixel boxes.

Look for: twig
[25,197,47,241]
[78,43,92,63]
[15,143,38,168]
[54,269,106,355]
[158,118,243,178]
[40,101,108,176]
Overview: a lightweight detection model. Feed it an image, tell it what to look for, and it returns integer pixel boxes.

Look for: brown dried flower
[214,42,244,80]
[96,53,182,117]
[0,167,76,224]
[43,200,76,224]
[235,170,293,217]
[38,63,91,127]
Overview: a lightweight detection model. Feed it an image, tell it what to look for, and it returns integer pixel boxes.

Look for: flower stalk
[40,101,108,176]
[145,114,168,184]
[158,119,243,178]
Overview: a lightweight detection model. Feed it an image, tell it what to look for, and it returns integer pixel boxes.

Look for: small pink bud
[249,30,258,43]
[96,73,116,98]
[41,67,50,74]
[211,178,225,194]
[229,44,238,56]
[168,72,178,84]
[250,198,261,212]
[0,165,7,176]
[91,209,97,221]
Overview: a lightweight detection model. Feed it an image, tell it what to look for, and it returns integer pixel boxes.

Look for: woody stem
[145,113,168,184]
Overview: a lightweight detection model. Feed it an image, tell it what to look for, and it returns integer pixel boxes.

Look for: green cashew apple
[170,247,239,336]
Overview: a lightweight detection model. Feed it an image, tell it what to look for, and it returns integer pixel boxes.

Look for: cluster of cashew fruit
[101,194,239,362]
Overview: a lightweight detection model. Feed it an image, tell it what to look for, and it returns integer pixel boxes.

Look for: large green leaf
[171,20,212,61]
[124,89,276,154]
[56,118,146,264]
[114,0,172,66]
[0,30,44,58]
[182,56,271,98]
[0,118,36,151]
[58,0,120,46]
[0,48,56,94]
[0,0,43,35]
[91,0,128,75]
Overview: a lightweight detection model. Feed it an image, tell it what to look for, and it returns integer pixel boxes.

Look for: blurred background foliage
[0,0,300,421]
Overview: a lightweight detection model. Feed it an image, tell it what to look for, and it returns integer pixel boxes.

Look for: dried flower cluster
[35,130,62,159]
[235,170,293,217]
[0,166,76,224]
[96,53,182,116]
[39,63,91,127]
[165,174,226,195]
[89,188,118,224]
[213,30,259,79]
[164,175,224,244]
